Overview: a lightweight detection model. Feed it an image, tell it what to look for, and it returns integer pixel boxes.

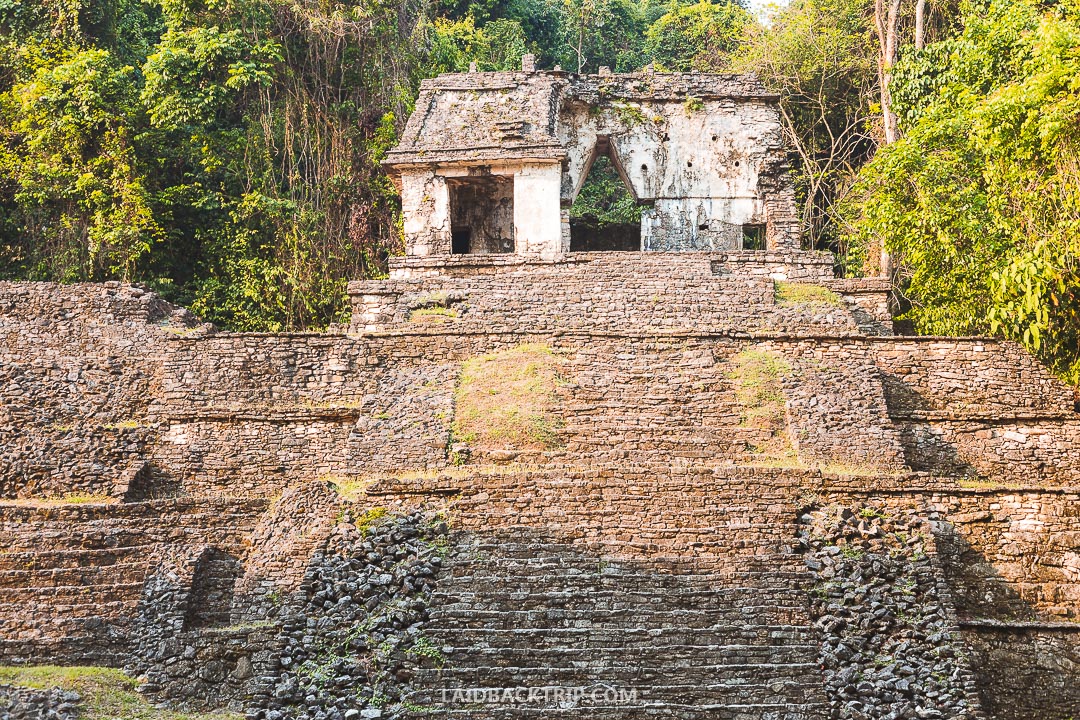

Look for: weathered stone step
[455,544,802,566]
[0,610,132,633]
[0,634,127,664]
[0,546,153,570]
[410,664,816,690]
[440,562,808,583]
[425,608,812,630]
[430,590,810,613]
[402,702,827,720]
[0,582,144,602]
[438,572,811,592]
[428,644,819,669]
[407,677,822,707]
[420,625,815,649]
[0,563,148,588]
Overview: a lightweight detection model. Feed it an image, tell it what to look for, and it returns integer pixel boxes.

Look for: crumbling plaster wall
[557,88,797,251]
[400,171,452,256]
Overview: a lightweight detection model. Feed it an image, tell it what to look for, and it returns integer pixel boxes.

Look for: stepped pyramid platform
[2,65,1079,720]
[1,247,1078,720]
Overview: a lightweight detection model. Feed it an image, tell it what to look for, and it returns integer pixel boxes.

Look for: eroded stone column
[401,170,451,256]
[514,163,565,257]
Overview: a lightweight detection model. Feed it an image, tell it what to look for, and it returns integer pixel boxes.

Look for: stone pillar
[514,163,565,257]
[401,170,451,257]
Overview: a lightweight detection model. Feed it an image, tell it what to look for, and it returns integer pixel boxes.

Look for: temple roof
[383,69,778,170]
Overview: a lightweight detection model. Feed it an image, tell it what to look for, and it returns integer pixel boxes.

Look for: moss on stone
[728,348,793,458]
[0,666,243,720]
[452,343,566,454]
[408,306,460,323]
[774,282,844,307]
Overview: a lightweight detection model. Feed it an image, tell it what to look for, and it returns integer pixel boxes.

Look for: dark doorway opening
[448,175,514,254]
[451,229,471,255]
[182,547,242,630]
[742,223,766,250]
[569,146,642,252]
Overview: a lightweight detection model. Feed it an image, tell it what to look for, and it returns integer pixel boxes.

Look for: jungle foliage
[842,0,1080,382]
[0,0,751,330]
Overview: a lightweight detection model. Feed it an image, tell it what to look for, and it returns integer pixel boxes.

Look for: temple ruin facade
[384,60,800,257]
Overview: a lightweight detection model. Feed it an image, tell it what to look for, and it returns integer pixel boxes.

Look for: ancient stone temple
[2,67,1080,720]
[385,58,799,256]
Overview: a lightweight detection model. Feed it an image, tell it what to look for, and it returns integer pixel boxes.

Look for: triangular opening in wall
[569,142,642,252]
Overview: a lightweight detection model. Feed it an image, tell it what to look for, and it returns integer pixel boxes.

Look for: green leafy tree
[644,0,751,72]
[569,156,642,226]
[734,0,878,251]
[559,0,646,72]
[843,0,1080,382]
[0,48,156,280]
[423,15,528,72]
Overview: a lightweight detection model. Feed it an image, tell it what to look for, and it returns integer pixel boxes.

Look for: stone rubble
[799,506,984,720]
[255,511,448,720]
[0,685,81,720]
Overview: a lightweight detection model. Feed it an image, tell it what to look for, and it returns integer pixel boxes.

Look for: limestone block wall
[963,629,1080,720]
[872,339,1076,415]
[148,332,925,479]
[870,337,1080,484]
[348,252,863,336]
[0,497,266,664]
[228,481,343,622]
[929,489,1080,621]
[804,477,1080,720]
[2,278,1079,720]
[759,339,908,471]
[0,282,201,499]
[150,333,517,495]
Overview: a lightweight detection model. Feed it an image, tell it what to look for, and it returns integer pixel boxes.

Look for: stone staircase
[0,498,266,664]
[349,251,866,337]
[402,533,828,718]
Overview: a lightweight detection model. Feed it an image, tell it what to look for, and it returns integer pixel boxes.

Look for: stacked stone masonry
[1,245,1079,720]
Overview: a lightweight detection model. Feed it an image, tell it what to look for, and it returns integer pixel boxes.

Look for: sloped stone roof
[383,70,779,169]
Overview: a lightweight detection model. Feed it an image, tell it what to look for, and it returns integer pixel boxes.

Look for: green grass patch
[774,282,844,308]
[103,420,142,430]
[408,307,460,324]
[0,666,242,720]
[729,349,790,429]
[1,493,116,507]
[452,344,566,453]
[728,348,792,457]
[355,506,388,534]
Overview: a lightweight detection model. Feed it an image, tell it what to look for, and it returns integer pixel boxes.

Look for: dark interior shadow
[183,547,242,630]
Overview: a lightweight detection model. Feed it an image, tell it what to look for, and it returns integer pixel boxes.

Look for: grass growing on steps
[408,306,460,323]
[453,343,566,454]
[774,281,844,307]
[728,348,795,459]
[0,666,242,720]
[0,493,116,507]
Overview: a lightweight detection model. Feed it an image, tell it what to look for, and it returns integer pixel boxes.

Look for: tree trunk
[873,0,902,146]
[915,0,926,50]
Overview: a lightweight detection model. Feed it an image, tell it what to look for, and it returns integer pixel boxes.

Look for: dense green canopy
[842,0,1080,382]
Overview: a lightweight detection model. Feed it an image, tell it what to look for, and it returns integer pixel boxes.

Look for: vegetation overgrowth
[1,0,1077,381]
[0,665,243,719]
